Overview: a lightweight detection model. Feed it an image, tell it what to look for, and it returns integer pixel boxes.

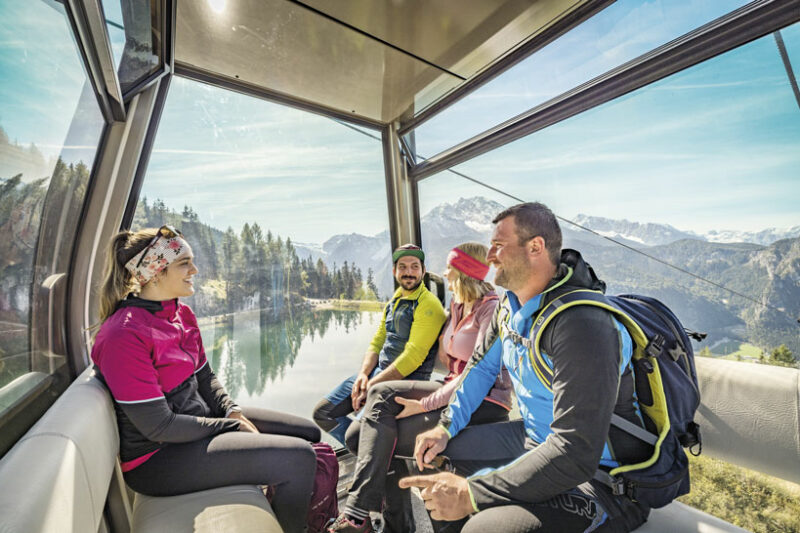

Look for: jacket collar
[118,295,180,319]
[391,282,428,301]
[506,248,604,319]
[451,290,498,319]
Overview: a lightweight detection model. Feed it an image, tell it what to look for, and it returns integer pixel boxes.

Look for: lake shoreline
[306,298,385,312]
[196,298,384,326]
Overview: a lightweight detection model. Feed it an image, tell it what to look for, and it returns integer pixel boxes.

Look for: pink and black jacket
[92,297,240,471]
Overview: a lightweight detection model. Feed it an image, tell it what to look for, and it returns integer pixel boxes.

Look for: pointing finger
[399,475,436,489]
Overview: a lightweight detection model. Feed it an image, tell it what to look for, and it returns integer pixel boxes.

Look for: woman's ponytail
[97,228,158,323]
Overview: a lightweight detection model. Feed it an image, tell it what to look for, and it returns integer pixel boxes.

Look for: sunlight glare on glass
[207,0,225,14]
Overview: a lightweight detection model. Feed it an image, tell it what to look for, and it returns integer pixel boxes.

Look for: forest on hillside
[132,197,381,318]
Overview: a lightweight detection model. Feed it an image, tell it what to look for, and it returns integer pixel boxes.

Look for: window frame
[406,0,800,180]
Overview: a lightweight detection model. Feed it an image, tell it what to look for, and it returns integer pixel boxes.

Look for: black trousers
[441,420,649,533]
[123,407,320,533]
[344,380,509,531]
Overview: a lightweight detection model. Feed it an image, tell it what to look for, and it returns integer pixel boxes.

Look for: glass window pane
[410,0,751,158]
[0,0,105,453]
[107,22,126,69]
[135,78,391,441]
[779,22,800,69]
[420,24,800,364]
[102,0,162,93]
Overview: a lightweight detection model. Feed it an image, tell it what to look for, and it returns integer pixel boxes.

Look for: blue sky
[0,2,94,173]
[421,24,800,233]
[2,1,798,242]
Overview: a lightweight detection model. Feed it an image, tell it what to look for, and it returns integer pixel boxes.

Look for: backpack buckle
[625,481,639,502]
[610,477,626,497]
[646,334,664,357]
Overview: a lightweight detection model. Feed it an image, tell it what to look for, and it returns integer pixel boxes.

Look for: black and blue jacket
[440,250,652,510]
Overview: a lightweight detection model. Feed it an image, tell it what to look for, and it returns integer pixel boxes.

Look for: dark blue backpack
[530,290,702,508]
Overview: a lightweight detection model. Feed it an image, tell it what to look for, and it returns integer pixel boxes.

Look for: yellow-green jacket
[369,283,446,378]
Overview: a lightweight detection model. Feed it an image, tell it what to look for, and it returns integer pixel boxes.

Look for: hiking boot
[327,514,373,533]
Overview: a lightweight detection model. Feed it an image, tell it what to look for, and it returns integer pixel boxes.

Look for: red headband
[447,248,489,281]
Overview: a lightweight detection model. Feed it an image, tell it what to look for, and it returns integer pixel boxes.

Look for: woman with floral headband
[91,226,319,533]
[328,242,513,533]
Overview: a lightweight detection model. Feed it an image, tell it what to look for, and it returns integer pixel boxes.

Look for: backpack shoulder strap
[530,290,660,440]
[529,291,680,495]
[530,289,650,361]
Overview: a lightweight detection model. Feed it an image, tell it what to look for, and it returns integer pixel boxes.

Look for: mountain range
[296,196,800,355]
[571,214,800,247]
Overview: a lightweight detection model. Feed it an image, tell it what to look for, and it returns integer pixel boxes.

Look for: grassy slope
[679,455,800,532]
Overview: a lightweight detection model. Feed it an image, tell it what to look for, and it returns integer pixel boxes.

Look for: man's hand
[414,425,450,471]
[352,389,368,411]
[230,411,259,433]
[351,372,369,410]
[399,473,474,521]
[395,396,425,419]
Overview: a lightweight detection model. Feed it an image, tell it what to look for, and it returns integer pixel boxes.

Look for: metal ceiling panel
[301,0,585,79]
[175,0,463,123]
[175,0,588,124]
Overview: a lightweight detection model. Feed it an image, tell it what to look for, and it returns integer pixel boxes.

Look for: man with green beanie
[313,244,446,446]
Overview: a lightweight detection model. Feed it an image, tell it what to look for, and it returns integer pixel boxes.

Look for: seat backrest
[695,357,800,484]
[0,367,118,533]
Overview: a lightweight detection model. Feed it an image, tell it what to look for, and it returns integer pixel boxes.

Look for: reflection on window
[420,24,800,366]
[411,0,751,157]
[102,0,162,93]
[135,77,390,425]
[0,0,105,453]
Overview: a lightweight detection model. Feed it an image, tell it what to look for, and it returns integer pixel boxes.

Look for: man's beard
[400,276,422,290]
[495,269,510,288]
[494,259,527,291]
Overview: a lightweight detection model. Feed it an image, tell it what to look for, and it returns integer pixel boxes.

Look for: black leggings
[124,407,320,533]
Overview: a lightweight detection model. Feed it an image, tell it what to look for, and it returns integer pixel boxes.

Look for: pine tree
[770,344,796,366]
[366,268,379,300]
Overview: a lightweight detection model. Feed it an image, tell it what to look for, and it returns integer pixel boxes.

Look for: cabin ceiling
[175,0,589,125]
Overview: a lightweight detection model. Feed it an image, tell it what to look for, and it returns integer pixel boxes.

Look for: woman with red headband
[91,226,319,533]
[328,242,512,533]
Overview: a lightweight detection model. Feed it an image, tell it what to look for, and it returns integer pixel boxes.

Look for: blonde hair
[451,242,494,304]
[97,228,159,323]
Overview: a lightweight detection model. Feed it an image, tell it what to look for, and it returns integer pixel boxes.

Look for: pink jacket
[420,291,513,412]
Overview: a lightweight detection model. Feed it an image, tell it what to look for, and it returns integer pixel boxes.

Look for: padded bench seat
[133,485,280,533]
[639,502,749,532]
[0,367,283,533]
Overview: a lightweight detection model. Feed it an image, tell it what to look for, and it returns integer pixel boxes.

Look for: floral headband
[124,226,188,285]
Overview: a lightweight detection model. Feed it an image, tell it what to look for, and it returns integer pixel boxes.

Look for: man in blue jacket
[401,203,650,532]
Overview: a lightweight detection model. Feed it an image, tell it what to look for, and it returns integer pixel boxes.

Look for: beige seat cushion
[637,501,750,532]
[695,358,799,485]
[0,368,117,533]
[132,485,282,533]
